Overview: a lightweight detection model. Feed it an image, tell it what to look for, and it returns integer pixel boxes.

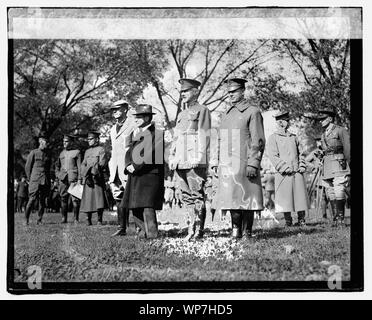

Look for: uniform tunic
[25,148,51,196]
[211,98,265,210]
[80,145,108,213]
[267,128,309,213]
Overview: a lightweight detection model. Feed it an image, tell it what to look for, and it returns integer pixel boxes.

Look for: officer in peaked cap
[169,77,211,241]
[24,131,51,225]
[80,129,108,226]
[267,110,309,227]
[316,107,350,226]
[132,104,157,115]
[56,133,82,224]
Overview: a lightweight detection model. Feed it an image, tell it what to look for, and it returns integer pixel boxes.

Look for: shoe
[111,229,126,237]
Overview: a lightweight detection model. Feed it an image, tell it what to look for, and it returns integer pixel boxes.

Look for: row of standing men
[22,77,351,240]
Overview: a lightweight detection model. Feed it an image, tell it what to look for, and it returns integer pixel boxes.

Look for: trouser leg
[283,212,293,226]
[24,197,35,224]
[143,208,158,239]
[37,186,47,224]
[61,198,68,223]
[193,207,206,239]
[242,210,255,237]
[72,197,80,222]
[230,210,242,238]
[330,200,338,221]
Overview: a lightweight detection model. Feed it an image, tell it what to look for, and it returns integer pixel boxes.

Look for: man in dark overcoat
[211,78,266,239]
[55,134,82,223]
[120,104,164,239]
[80,131,108,226]
[24,132,51,225]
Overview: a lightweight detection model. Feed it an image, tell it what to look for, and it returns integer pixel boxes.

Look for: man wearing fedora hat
[317,109,350,226]
[55,134,82,224]
[120,104,164,239]
[211,78,265,239]
[24,132,51,225]
[108,100,136,237]
[169,78,211,241]
[80,131,108,226]
[267,111,309,227]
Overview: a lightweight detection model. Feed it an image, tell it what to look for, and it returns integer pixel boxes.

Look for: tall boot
[193,208,206,239]
[73,202,80,223]
[320,196,327,219]
[297,211,306,226]
[132,209,145,237]
[143,208,158,239]
[24,200,33,225]
[185,207,196,241]
[284,212,293,227]
[87,212,92,226]
[336,199,346,226]
[111,206,126,236]
[230,210,242,238]
[61,201,68,223]
[330,200,338,222]
[37,203,45,225]
[242,210,255,237]
[97,209,103,225]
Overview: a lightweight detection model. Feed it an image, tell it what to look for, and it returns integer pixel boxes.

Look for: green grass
[13,207,350,282]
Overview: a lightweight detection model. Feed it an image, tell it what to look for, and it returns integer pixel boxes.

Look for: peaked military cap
[133,104,156,115]
[179,78,201,91]
[110,99,130,110]
[224,78,247,92]
[63,134,76,140]
[87,130,100,138]
[274,110,290,121]
[318,109,336,119]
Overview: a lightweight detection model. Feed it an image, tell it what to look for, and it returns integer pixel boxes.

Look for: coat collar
[275,127,292,136]
[115,116,134,139]
[226,98,249,114]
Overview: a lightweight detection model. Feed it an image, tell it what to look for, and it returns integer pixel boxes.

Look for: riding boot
[61,201,68,223]
[87,212,92,226]
[193,208,206,239]
[230,210,242,238]
[143,208,158,239]
[336,199,346,226]
[297,211,306,226]
[37,204,45,225]
[284,212,293,226]
[97,209,103,225]
[330,200,338,222]
[242,210,255,237]
[111,206,126,236]
[24,201,33,225]
[73,202,80,223]
[185,207,196,241]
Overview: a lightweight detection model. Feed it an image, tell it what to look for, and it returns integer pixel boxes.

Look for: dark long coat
[121,123,164,210]
[80,145,108,213]
[211,99,266,211]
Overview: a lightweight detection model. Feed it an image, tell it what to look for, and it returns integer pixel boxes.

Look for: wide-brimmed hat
[110,99,130,110]
[133,104,156,115]
[273,110,290,121]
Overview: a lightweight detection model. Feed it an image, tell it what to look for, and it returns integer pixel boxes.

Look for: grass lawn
[12,206,350,283]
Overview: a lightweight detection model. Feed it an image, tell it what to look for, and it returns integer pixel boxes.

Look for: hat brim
[133,112,156,115]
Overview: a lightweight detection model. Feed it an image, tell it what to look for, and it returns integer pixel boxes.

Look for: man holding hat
[169,78,211,241]
[211,78,265,239]
[267,111,309,227]
[108,100,136,237]
[120,104,164,239]
[317,109,350,226]
[80,130,108,226]
[55,134,82,224]
[24,132,51,225]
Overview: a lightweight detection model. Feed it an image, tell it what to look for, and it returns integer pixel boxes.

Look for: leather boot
[24,200,33,225]
[61,201,68,223]
[242,210,255,238]
[193,208,206,239]
[231,210,242,238]
[132,209,145,237]
[297,211,306,226]
[73,202,80,223]
[336,199,346,226]
[37,203,45,225]
[330,200,338,222]
[97,209,103,225]
[87,212,92,226]
[185,208,196,241]
[284,212,293,227]
[111,206,126,236]
[143,208,158,239]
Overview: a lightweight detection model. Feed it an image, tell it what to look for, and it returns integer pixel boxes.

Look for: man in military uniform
[211,78,266,239]
[169,78,211,241]
[317,109,350,226]
[24,132,51,225]
[108,100,136,237]
[267,111,309,227]
[55,134,82,224]
[80,131,108,226]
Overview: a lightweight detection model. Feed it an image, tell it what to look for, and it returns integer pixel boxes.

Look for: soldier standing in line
[267,111,309,227]
[80,131,108,226]
[317,109,350,226]
[55,134,82,224]
[24,132,51,225]
[211,78,266,239]
[108,100,136,237]
[169,78,211,241]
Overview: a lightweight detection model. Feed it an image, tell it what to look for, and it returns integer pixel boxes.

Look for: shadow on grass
[255,226,327,240]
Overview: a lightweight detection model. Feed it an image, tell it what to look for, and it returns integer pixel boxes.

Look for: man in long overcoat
[211,78,265,238]
[55,134,82,223]
[80,131,108,225]
[24,132,51,225]
[267,111,309,226]
[108,100,136,236]
[120,104,164,239]
[169,78,211,240]
[317,109,350,226]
